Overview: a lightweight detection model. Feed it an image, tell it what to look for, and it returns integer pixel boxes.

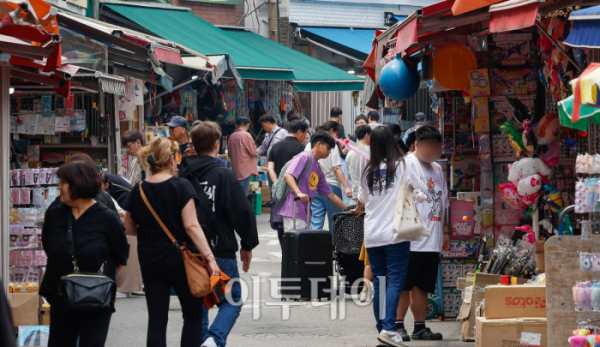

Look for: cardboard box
[458,274,528,341]
[476,317,547,347]
[8,292,39,328]
[485,285,546,319]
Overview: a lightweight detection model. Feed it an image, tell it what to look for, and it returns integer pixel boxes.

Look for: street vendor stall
[363,0,600,345]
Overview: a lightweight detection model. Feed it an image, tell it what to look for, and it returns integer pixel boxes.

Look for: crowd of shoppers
[32,107,446,347]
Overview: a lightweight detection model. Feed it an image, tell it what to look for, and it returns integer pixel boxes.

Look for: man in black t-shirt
[267,120,308,246]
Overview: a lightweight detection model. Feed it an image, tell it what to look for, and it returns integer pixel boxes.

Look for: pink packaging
[20,250,33,266]
[20,229,34,247]
[9,228,19,247]
[24,169,33,186]
[9,251,19,266]
[34,250,47,266]
[27,267,40,283]
[11,189,20,205]
[18,169,26,186]
[13,268,25,283]
[32,169,41,185]
[20,188,30,205]
[43,168,53,185]
[11,170,18,186]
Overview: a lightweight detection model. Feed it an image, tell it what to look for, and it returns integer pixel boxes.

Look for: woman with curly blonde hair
[122,136,219,347]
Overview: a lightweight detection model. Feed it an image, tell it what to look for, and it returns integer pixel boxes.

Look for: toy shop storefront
[371,0,600,345]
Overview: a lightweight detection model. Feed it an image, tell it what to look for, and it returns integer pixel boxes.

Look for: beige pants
[116,235,143,293]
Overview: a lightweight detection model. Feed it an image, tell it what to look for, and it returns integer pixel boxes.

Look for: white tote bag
[392,160,431,240]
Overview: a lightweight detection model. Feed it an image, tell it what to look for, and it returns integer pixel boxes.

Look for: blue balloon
[378,58,420,101]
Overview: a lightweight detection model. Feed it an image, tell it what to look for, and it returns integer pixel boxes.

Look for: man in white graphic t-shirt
[396,125,449,342]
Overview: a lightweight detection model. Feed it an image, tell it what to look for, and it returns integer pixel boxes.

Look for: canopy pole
[535,21,582,73]
[0,64,10,288]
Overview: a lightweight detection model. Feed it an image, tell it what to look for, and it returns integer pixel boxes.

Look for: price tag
[520,332,541,346]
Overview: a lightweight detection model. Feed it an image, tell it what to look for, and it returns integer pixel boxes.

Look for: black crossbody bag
[59,214,115,311]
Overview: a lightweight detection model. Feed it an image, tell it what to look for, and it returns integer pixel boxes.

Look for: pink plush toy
[569,335,589,347]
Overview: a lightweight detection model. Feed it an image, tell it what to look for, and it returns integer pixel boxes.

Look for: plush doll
[508,158,552,185]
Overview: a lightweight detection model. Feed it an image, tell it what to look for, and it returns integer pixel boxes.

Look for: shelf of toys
[421,18,592,327]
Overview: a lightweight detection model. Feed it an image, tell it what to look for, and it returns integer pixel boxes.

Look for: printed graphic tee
[278,152,332,223]
[405,153,449,252]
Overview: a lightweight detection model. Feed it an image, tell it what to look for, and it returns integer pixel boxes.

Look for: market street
[107,214,470,347]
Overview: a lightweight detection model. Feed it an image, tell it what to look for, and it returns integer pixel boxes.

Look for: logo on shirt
[309,172,319,190]
[426,179,443,222]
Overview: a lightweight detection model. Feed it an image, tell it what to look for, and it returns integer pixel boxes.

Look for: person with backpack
[304,121,352,233]
[179,121,259,347]
[267,120,309,247]
[275,131,347,232]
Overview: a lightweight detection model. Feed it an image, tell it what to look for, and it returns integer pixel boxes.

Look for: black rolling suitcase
[281,197,332,301]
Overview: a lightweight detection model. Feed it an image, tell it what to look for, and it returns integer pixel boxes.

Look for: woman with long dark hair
[354,126,426,347]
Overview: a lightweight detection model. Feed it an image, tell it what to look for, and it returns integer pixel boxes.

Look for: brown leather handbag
[139,183,212,298]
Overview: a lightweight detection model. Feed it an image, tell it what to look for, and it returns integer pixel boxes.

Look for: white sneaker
[378,330,409,347]
[359,287,368,302]
[116,292,131,298]
[201,337,217,347]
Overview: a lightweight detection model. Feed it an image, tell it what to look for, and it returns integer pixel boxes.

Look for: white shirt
[305,142,342,188]
[405,153,449,252]
[346,145,370,205]
[358,159,428,249]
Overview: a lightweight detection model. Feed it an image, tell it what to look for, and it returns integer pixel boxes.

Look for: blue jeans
[367,242,411,332]
[309,184,342,233]
[239,176,251,195]
[202,257,242,347]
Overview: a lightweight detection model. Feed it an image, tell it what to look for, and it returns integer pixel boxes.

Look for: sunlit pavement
[107,214,471,347]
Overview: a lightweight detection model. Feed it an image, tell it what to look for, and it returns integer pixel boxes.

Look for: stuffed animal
[508,158,552,185]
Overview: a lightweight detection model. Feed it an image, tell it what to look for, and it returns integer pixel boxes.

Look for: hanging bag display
[139,183,213,298]
[59,214,115,311]
[392,160,431,240]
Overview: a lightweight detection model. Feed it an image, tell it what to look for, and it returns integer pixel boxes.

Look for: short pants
[402,251,440,293]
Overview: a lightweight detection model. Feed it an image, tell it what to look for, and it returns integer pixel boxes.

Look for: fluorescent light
[191,75,199,80]
[347,70,355,74]
[9,88,14,94]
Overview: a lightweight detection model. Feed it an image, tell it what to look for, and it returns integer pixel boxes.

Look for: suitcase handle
[293,196,311,230]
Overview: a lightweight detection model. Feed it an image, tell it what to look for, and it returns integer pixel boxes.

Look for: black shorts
[402,252,440,293]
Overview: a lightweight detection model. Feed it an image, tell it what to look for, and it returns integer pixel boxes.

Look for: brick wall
[171,0,244,26]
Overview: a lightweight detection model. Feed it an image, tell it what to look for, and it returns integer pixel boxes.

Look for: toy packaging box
[489,69,537,96]
[452,155,480,192]
[450,200,475,239]
[469,69,491,97]
[473,97,490,133]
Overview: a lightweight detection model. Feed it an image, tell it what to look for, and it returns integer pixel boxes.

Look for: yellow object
[579,329,589,336]
[510,277,517,285]
[433,45,477,90]
[359,242,370,266]
[570,66,600,106]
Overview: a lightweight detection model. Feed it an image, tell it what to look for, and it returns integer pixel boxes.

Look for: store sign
[66,0,88,9]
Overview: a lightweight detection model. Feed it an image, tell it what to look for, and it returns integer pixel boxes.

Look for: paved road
[107,214,472,347]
